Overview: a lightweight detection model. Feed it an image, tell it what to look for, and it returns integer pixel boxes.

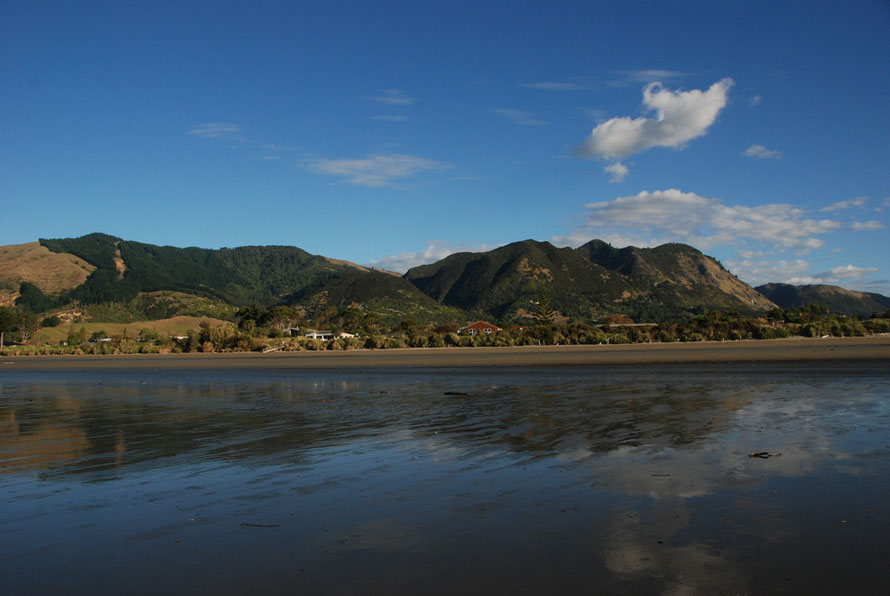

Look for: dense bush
[40,315,62,327]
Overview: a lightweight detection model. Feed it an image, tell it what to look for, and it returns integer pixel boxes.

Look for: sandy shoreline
[2,336,889,369]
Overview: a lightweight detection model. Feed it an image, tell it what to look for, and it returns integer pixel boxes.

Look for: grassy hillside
[32,315,230,345]
[286,268,466,324]
[405,240,622,319]
[406,239,771,321]
[576,240,774,316]
[3,233,783,326]
[756,283,890,316]
[32,233,465,325]
[0,241,95,295]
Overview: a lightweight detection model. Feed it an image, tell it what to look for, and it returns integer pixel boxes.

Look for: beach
[3,335,888,369]
[3,357,889,593]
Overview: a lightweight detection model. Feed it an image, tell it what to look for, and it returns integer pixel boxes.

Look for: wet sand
[3,361,889,593]
[4,335,889,369]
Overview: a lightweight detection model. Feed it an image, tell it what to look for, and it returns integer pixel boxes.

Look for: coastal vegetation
[1,302,887,356]
[1,233,889,356]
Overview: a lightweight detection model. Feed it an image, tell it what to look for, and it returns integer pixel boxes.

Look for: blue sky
[2,0,889,293]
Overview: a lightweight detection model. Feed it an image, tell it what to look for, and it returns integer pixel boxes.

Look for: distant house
[304,330,356,340]
[304,330,334,340]
[282,327,301,336]
[460,321,502,336]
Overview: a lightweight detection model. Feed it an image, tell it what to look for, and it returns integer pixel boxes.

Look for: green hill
[405,240,630,320]
[4,233,782,326]
[576,240,774,318]
[406,239,774,321]
[756,283,890,316]
[30,233,459,325]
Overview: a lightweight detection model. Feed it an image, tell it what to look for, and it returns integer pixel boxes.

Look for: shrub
[458,335,476,347]
[40,315,62,327]
[384,337,406,349]
[118,340,139,354]
[364,336,385,349]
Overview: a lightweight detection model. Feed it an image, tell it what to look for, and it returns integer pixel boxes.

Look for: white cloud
[493,108,547,126]
[724,258,812,287]
[819,196,869,212]
[749,94,762,106]
[787,264,879,285]
[604,161,628,183]
[372,114,409,122]
[743,144,782,159]
[850,220,885,231]
[188,122,244,139]
[574,78,733,161]
[362,89,414,105]
[368,242,495,273]
[565,189,840,253]
[305,154,452,187]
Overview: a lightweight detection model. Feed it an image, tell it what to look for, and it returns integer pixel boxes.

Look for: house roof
[463,321,501,331]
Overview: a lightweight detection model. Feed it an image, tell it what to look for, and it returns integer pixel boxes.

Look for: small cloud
[749,94,763,106]
[787,264,879,285]
[743,144,783,159]
[609,69,686,86]
[819,196,869,212]
[565,188,840,254]
[493,108,548,126]
[724,258,812,287]
[850,220,885,231]
[363,89,414,105]
[574,79,733,165]
[368,242,495,273]
[189,125,301,157]
[261,155,280,161]
[578,107,607,121]
[372,114,409,122]
[304,153,452,187]
[604,161,628,183]
[188,122,244,139]
[520,80,592,91]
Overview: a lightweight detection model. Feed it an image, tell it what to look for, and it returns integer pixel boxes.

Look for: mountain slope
[406,239,774,321]
[24,233,459,324]
[756,283,890,316]
[0,233,810,325]
[405,240,633,319]
[0,241,95,299]
[577,240,774,315]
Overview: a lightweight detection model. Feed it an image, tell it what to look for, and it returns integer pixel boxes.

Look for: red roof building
[461,321,502,335]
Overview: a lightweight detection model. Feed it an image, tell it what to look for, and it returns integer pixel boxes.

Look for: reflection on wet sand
[1,362,889,594]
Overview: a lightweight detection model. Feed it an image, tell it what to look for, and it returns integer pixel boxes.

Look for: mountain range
[0,233,886,324]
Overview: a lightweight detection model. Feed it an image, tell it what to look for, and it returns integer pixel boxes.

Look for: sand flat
[3,336,889,369]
